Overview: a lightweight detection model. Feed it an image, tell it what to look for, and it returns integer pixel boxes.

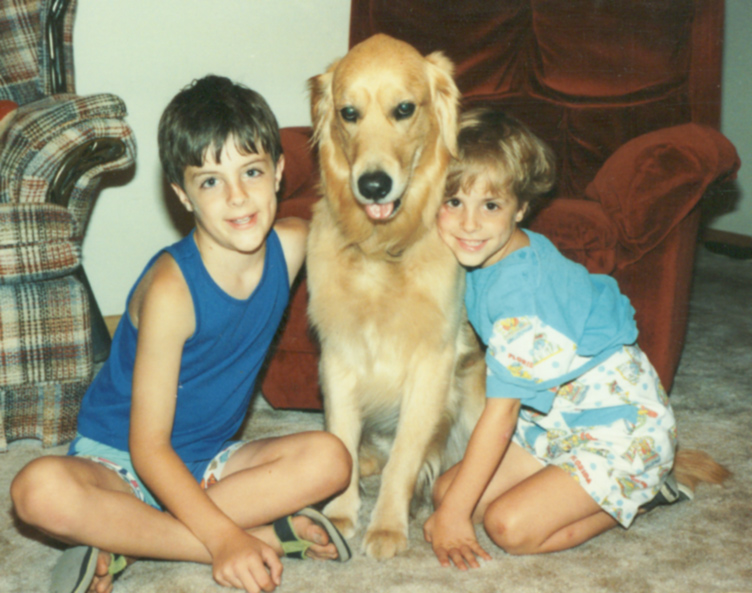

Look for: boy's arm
[273,216,309,287]
[424,396,520,569]
[129,254,281,592]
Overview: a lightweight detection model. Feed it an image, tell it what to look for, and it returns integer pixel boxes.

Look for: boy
[424,108,681,569]
[11,75,351,593]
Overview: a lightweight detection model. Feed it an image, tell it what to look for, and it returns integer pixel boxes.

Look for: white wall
[74,1,749,316]
[74,0,351,315]
[715,0,751,237]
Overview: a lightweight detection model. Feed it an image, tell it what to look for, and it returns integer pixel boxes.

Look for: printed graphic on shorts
[489,316,577,384]
[508,359,535,380]
[601,496,627,525]
[617,473,648,498]
[200,441,245,490]
[546,429,611,460]
[615,346,644,385]
[532,331,564,365]
[656,382,669,406]
[557,380,589,405]
[625,436,661,470]
[82,456,144,503]
[559,459,582,484]
[634,405,659,429]
[494,317,533,343]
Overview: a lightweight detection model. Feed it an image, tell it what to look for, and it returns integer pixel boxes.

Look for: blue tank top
[76,229,290,463]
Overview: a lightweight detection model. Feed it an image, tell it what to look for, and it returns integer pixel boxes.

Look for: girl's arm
[424,396,521,569]
[129,254,281,592]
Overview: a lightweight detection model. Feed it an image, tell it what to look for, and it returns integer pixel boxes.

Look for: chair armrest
[529,198,619,274]
[0,203,81,283]
[0,93,136,232]
[584,123,740,266]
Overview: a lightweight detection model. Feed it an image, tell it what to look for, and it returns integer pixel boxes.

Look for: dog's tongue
[365,203,394,220]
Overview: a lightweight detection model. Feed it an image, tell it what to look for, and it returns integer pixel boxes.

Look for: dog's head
[309,34,459,253]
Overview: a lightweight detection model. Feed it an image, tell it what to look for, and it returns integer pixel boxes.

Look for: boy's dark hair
[446,109,556,216]
[158,75,283,188]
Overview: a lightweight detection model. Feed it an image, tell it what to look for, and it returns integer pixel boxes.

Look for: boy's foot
[50,546,128,593]
[642,473,694,512]
[273,507,351,562]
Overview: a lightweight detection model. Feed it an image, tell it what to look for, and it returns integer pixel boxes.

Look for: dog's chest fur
[307,207,465,371]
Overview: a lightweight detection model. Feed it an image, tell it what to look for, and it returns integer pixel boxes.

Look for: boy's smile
[172,138,284,266]
[437,176,528,269]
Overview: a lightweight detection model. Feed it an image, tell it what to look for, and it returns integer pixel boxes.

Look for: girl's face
[437,174,528,269]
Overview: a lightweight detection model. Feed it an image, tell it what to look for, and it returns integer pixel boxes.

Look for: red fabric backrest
[349,0,724,198]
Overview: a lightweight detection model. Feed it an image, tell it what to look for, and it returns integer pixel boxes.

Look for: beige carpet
[2,244,751,593]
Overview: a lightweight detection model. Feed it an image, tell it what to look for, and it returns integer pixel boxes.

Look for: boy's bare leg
[11,431,350,591]
[208,431,352,559]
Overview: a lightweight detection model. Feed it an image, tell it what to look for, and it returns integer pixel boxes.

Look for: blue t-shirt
[465,230,638,414]
[75,229,290,464]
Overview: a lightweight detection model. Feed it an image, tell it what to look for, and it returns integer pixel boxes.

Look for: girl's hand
[210,529,282,593]
[424,509,491,570]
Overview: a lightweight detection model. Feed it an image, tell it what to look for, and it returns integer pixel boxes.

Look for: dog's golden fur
[306,34,485,559]
[675,448,732,491]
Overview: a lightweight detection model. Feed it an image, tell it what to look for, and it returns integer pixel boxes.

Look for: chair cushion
[0,203,81,283]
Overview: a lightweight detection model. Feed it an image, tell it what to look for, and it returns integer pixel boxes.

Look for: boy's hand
[210,529,282,593]
[424,509,491,570]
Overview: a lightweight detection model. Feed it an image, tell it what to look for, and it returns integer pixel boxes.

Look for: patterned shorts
[68,434,246,510]
[512,345,677,528]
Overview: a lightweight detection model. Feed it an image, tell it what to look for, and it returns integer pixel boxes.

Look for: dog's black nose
[358,171,392,201]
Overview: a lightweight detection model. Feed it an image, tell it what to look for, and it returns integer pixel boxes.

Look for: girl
[424,109,682,569]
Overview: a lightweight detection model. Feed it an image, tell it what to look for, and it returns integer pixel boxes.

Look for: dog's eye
[394,102,416,120]
[340,106,359,123]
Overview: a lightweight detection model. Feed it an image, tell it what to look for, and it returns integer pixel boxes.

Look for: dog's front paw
[323,498,359,539]
[327,515,357,539]
[362,528,408,560]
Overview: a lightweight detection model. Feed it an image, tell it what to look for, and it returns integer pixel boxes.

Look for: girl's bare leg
[482,464,618,554]
[433,441,617,555]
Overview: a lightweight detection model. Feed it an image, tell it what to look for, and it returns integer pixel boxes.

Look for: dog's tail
[674,448,731,492]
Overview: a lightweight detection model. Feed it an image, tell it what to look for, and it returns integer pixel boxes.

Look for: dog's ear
[425,51,460,158]
[308,60,338,147]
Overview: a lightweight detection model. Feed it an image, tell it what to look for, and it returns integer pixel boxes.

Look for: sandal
[642,472,694,512]
[272,507,351,562]
[50,546,128,593]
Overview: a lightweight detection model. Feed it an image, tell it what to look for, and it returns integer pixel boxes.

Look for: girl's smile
[437,176,528,268]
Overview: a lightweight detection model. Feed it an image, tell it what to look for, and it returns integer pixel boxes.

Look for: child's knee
[310,431,352,488]
[11,457,68,525]
[483,499,537,555]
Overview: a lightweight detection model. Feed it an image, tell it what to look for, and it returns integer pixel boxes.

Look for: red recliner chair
[262,0,740,409]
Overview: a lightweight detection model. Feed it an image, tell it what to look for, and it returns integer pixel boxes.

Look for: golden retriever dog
[306,34,486,559]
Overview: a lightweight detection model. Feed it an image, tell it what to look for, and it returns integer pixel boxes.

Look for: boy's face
[172,137,284,261]
[437,174,527,269]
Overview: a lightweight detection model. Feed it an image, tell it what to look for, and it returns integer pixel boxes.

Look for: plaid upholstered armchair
[0,0,136,451]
